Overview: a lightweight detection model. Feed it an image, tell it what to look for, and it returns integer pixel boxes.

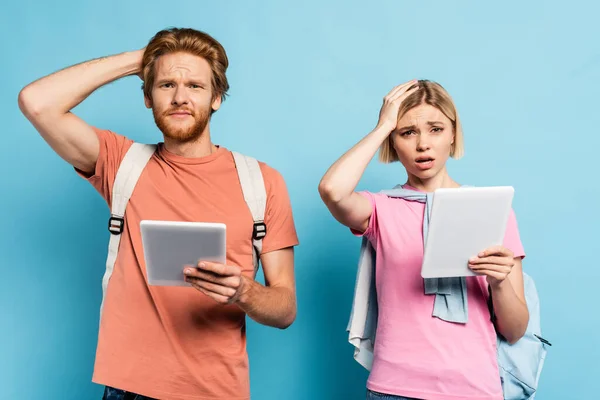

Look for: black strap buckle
[252,221,267,240]
[534,334,552,346]
[108,216,124,235]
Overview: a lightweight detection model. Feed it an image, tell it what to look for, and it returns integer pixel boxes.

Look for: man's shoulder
[257,160,284,181]
[227,150,286,185]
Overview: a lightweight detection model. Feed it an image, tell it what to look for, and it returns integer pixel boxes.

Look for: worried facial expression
[391,104,455,180]
[145,52,221,143]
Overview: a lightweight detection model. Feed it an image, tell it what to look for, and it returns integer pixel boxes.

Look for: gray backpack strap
[231,151,267,277]
[101,143,156,318]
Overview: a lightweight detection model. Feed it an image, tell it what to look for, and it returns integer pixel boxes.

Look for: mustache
[163,107,194,116]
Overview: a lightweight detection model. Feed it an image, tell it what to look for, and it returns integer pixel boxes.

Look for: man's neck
[163,131,216,158]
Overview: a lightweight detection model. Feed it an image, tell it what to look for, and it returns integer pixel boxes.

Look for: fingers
[470,248,516,285]
[184,267,240,288]
[183,262,244,304]
[469,264,512,279]
[469,256,513,266]
[377,80,420,131]
[469,263,512,273]
[189,282,231,304]
[385,79,419,101]
[382,84,420,118]
[472,269,507,282]
[393,85,420,102]
[188,278,238,298]
[477,246,513,258]
[196,261,242,277]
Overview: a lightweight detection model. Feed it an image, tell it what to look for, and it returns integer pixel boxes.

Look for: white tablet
[140,220,227,286]
[421,186,514,279]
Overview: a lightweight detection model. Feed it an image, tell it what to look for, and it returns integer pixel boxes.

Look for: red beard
[153,105,211,143]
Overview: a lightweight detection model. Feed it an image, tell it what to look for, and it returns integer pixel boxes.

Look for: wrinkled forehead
[399,104,450,126]
[154,52,212,81]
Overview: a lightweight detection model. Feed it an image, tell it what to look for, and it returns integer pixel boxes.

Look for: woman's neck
[405,167,460,193]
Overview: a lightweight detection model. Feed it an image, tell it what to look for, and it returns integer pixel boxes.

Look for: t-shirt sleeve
[75,127,134,206]
[503,209,526,259]
[259,164,299,254]
[350,191,379,246]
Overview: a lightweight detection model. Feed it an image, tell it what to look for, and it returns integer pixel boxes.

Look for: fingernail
[185,268,192,274]
[198,262,205,268]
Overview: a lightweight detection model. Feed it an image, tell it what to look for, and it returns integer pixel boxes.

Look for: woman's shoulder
[358,190,421,212]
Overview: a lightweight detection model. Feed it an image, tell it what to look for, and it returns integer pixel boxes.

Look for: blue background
[2,1,598,399]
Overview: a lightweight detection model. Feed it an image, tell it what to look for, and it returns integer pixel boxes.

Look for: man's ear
[211,94,222,112]
[144,95,152,109]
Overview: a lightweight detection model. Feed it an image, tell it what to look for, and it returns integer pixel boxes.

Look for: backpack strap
[101,143,156,317]
[231,151,267,277]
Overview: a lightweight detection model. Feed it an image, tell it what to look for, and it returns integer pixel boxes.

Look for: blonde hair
[141,28,229,110]
[379,80,464,163]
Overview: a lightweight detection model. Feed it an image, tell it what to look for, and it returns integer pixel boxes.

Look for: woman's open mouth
[415,157,435,170]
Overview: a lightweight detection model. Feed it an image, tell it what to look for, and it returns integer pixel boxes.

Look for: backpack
[101,143,267,315]
[489,273,552,399]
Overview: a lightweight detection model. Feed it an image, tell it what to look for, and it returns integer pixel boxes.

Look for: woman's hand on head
[376,80,420,133]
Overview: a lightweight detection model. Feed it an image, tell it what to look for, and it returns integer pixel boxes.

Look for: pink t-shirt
[355,187,525,400]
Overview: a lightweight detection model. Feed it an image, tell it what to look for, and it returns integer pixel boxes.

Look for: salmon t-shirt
[78,128,299,400]
[355,187,525,400]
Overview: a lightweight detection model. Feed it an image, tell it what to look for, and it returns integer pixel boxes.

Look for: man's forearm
[491,279,529,344]
[20,50,143,116]
[236,277,296,329]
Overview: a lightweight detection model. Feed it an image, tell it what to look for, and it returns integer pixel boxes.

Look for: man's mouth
[167,109,192,116]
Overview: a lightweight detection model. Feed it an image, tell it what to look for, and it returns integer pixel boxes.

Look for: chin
[167,119,193,128]
[412,168,441,181]
[160,121,203,142]
[164,130,199,142]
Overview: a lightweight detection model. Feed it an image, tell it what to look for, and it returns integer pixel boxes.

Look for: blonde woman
[319,80,528,400]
